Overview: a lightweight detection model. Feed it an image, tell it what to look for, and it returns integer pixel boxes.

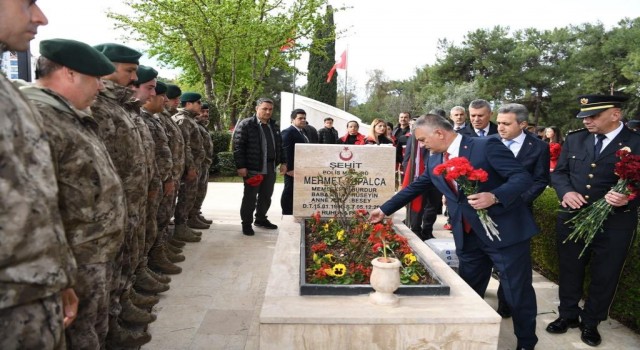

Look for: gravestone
[292,144,395,217]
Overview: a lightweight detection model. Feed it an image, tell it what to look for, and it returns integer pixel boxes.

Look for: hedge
[532,187,639,332]
[210,131,233,175]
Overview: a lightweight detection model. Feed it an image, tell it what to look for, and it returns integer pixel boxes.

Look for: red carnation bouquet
[564,147,640,257]
[433,157,500,241]
[245,174,264,187]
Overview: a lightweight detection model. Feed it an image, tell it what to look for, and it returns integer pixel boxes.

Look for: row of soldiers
[1,30,214,350]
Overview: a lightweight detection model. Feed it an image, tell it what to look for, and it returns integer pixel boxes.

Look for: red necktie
[443,152,472,233]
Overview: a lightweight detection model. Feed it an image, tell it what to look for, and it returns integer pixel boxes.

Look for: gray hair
[469,99,491,112]
[414,114,454,132]
[256,97,274,106]
[450,106,465,114]
[35,56,62,79]
[497,103,529,124]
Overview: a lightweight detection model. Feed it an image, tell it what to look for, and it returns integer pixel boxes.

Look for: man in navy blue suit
[370,114,539,349]
[458,99,499,138]
[491,103,550,318]
[280,109,309,215]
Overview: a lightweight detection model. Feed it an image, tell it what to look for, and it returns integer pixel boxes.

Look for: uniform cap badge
[580,98,589,105]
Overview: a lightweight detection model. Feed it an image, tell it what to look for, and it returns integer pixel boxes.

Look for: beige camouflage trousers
[0,292,65,350]
[189,165,211,218]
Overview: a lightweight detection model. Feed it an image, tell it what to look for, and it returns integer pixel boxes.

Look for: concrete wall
[280,92,371,136]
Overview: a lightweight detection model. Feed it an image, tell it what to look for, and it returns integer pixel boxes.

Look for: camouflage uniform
[21,86,126,349]
[191,121,214,218]
[172,108,205,225]
[157,109,185,240]
[0,50,76,350]
[90,80,148,324]
[132,107,161,266]
[141,108,172,256]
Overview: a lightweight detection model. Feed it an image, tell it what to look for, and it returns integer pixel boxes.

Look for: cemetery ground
[143,182,640,350]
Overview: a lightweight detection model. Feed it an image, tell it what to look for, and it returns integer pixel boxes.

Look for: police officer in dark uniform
[547,94,640,347]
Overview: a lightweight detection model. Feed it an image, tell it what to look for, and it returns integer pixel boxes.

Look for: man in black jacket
[318,117,339,144]
[233,98,286,236]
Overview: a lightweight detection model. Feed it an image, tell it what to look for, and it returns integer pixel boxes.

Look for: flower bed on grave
[300,210,450,296]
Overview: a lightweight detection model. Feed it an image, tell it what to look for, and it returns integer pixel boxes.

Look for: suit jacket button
[591,163,597,168]
[588,174,594,178]
[586,185,591,189]
[585,195,590,199]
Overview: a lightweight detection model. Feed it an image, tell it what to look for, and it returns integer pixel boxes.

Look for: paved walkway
[144,183,639,349]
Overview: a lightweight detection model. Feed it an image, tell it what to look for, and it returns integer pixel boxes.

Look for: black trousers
[408,184,442,240]
[556,213,637,326]
[280,174,294,215]
[240,162,276,225]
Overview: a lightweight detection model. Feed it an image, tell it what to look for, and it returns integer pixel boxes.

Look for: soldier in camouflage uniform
[156,85,188,258]
[22,39,126,350]
[136,73,183,282]
[172,92,206,242]
[91,43,153,347]
[0,4,77,350]
[190,103,215,228]
[129,66,174,299]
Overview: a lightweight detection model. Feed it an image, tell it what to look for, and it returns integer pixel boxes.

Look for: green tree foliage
[351,18,640,132]
[109,0,329,129]
[305,5,337,106]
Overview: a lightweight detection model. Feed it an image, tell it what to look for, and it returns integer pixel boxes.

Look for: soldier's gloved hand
[62,288,79,328]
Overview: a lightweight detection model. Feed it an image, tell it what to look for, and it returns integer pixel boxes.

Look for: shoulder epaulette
[566,128,587,135]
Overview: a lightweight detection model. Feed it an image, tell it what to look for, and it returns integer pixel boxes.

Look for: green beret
[93,43,142,64]
[155,81,167,95]
[135,65,158,85]
[180,92,201,103]
[201,102,209,110]
[40,39,115,77]
[166,84,182,99]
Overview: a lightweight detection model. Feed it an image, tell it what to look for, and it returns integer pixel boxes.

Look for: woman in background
[366,118,395,145]
[337,120,366,145]
[545,126,563,171]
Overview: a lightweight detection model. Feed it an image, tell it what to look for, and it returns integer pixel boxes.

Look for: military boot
[107,318,152,347]
[164,244,186,263]
[129,288,160,308]
[146,265,171,284]
[134,265,170,294]
[198,214,213,224]
[166,242,183,254]
[149,244,183,275]
[169,237,186,248]
[188,226,202,237]
[174,224,201,242]
[120,291,157,325]
[187,217,209,229]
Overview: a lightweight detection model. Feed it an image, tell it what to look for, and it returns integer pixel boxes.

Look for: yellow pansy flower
[332,263,347,277]
[410,273,419,282]
[403,253,417,266]
[324,254,335,263]
[336,229,345,241]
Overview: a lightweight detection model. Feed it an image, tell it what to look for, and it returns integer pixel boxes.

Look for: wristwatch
[492,193,500,204]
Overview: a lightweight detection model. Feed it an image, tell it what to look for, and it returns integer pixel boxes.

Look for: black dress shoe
[546,317,580,334]
[496,300,512,318]
[254,220,278,229]
[242,225,255,236]
[579,322,602,347]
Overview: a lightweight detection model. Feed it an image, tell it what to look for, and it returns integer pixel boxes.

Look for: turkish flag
[280,38,295,52]
[326,49,347,83]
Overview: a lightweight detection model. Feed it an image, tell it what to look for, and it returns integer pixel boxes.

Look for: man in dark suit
[458,99,498,138]
[280,109,309,215]
[547,94,640,347]
[370,114,538,349]
[492,103,550,318]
